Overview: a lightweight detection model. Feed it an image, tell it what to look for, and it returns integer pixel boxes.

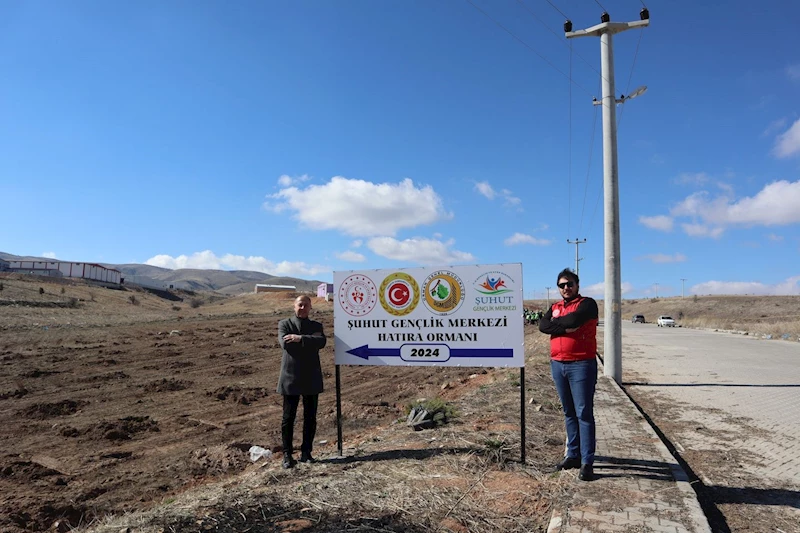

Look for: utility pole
[566,8,650,384]
[545,287,552,308]
[654,282,659,298]
[681,278,687,298]
[567,238,586,276]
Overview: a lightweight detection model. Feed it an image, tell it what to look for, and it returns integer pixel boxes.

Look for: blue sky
[2,0,800,298]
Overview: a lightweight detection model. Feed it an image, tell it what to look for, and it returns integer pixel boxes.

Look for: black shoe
[555,456,581,471]
[578,464,594,481]
[299,453,316,463]
[283,457,296,469]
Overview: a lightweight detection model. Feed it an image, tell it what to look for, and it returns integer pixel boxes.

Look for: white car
[657,315,676,327]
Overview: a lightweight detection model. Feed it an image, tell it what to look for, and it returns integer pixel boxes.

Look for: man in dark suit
[278,294,327,469]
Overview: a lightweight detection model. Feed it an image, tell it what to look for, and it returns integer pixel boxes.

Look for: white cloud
[767,233,783,242]
[639,215,673,232]
[670,180,800,230]
[335,250,366,262]
[638,253,687,264]
[581,281,634,299]
[351,240,363,248]
[675,172,711,186]
[474,182,522,209]
[681,223,724,239]
[762,117,788,137]
[786,64,800,82]
[773,118,800,158]
[474,181,495,200]
[692,276,800,296]
[42,251,57,259]
[265,176,452,237]
[366,237,474,265]
[501,189,521,207]
[504,233,551,246]
[145,250,330,277]
[277,174,311,187]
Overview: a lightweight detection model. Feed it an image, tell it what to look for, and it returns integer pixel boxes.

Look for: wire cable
[542,0,569,20]
[591,0,608,12]
[516,0,610,86]
[463,0,595,98]
[568,42,573,238]
[616,27,644,130]
[579,105,599,236]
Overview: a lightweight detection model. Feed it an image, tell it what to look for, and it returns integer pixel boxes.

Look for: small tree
[61,287,65,294]
[128,294,139,305]
[39,287,45,295]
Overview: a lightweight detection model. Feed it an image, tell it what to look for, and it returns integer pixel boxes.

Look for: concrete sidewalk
[547,360,712,533]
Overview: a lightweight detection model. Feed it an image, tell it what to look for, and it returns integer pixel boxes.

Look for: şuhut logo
[475,271,514,295]
[422,270,465,315]
[338,274,378,316]
[379,272,419,316]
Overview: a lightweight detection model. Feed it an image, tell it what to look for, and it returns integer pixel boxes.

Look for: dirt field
[4,274,796,532]
[0,275,567,532]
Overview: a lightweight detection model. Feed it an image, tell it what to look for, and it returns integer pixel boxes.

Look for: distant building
[0,259,9,271]
[6,260,121,284]
[317,283,334,298]
[254,284,296,293]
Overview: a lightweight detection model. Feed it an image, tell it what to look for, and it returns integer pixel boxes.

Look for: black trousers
[281,394,318,456]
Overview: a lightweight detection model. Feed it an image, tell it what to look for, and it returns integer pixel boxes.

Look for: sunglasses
[557,281,575,289]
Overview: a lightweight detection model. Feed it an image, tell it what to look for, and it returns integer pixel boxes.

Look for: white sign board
[333,263,524,367]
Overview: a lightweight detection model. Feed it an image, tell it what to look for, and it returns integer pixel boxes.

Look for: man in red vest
[539,268,599,481]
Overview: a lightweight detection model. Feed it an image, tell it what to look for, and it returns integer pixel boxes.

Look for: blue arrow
[345,345,513,360]
[346,345,401,360]
[451,348,513,358]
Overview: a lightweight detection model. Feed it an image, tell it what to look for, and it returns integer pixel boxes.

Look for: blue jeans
[551,358,597,465]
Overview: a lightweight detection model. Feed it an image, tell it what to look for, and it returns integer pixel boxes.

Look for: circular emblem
[379,272,420,316]
[552,308,561,318]
[338,275,378,316]
[422,270,465,315]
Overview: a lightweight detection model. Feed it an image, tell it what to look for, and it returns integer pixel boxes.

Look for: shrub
[60,287,65,294]
[0,282,4,291]
[67,297,79,308]
[39,287,45,295]
[404,397,459,428]
[172,305,182,311]
[693,294,699,303]
[189,298,203,309]
[128,295,139,305]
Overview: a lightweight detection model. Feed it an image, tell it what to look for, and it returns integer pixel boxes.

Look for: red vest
[550,296,597,362]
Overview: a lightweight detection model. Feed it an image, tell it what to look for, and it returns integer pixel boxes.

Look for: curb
[546,356,712,533]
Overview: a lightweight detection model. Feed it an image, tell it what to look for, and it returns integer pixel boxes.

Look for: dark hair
[557,268,579,285]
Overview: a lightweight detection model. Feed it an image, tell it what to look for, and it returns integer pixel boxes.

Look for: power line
[579,105,599,236]
[616,28,644,130]
[568,42,573,238]
[516,0,609,85]
[542,0,569,20]
[462,0,595,97]
[590,0,608,12]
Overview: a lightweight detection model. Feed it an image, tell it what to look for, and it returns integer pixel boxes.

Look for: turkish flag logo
[388,282,410,306]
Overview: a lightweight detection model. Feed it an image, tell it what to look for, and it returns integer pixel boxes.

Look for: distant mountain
[0,252,324,295]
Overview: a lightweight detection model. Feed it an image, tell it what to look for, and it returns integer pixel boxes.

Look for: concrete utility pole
[654,283,659,298]
[567,238,586,276]
[681,278,687,298]
[545,287,552,308]
[566,8,650,384]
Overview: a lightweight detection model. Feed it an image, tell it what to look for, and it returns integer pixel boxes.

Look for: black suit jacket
[277,316,326,395]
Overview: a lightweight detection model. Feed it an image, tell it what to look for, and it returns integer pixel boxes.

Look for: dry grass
[81,332,567,533]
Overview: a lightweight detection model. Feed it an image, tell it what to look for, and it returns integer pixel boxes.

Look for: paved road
[619,323,800,487]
